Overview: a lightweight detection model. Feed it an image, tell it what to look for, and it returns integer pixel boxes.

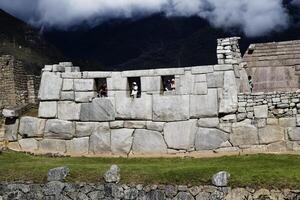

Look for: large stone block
[44,119,75,139]
[146,121,165,132]
[75,122,109,137]
[132,129,167,154]
[19,117,46,138]
[207,72,224,88]
[62,79,74,91]
[107,72,128,91]
[153,95,189,121]
[66,137,89,155]
[141,76,161,92]
[60,91,75,101]
[193,82,208,95]
[115,92,152,120]
[74,79,95,91]
[19,138,39,152]
[89,125,111,154]
[258,126,285,144]
[39,139,66,153]
[191,65,214,74]
[231,120,258,146]
[254,105,268,119]
[124,121,146,129]
[4,118,19,141]
[190,89,218,118]
[195,128,229,150]
[111,129,134,154]
[279,117,296,127]
[38,101,57,118]
[163,120,197,150]
[80,98,115,121]
[57,101,81,121]
[177,71,194,95]
[198,118,219,128]
[288,127,300,141]
[38,72,63,100]
[75,92,97,103]
[219,71,238,114]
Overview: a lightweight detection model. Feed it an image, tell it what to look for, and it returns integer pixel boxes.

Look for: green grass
[1,151,300,189]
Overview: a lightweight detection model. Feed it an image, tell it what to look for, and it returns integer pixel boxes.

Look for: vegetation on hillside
[1,151,300,189]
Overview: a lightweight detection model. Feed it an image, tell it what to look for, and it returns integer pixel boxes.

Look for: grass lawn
[1,151,300,189]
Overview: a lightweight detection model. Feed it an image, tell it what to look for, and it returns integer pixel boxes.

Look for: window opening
[128,77,141,98]
[161,75,176,93]
[95,78,108,97]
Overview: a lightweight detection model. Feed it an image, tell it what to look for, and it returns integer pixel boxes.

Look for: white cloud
[0,0,291,37]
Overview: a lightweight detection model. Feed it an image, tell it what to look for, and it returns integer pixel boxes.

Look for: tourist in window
[131,82,138,98]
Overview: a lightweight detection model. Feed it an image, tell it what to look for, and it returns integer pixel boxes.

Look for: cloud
[0,0,291,37]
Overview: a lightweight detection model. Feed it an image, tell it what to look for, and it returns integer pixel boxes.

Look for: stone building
[0,55,40,112]
[243,40,300,92]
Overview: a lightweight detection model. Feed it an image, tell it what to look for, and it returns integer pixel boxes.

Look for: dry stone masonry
[3,37,300,156]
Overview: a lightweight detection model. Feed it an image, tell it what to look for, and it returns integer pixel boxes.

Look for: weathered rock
[195,128,229,150]
[196,191,210,200]
[44,119,75,139]
[75,92,96,103]
[110,121,124,129]
[258,126,285,144]
[80,98,115,122]
[38,101,57,118]
[111,129,134,154]
[165,185,178,198]
[39,139,66,153]
[219,71,238,114]
[254,105,268,119]
[74,79,95,91]
[190,89,218,118]
[18,138,39,152]
[224,188,251,200]
[104,165,120,183]
[164,120,197,150]
[89,124,111,154]
[58,101,81,121]
[66,137,89,155]
[231,120,258,146]
[132,129,167,154]
[60,91,75,101]
[288,127,300,141]
[267,141,287,152]
[75,122,109,137]
[279,117,297,127]
[115,92,152,120]
[19,117,46,138]
[147,190,165,200]
[43,181,65,196]
[198,118,219,128]
[212,171,230,187]
[146,121,165,132]
[152,95,189,122]
[175,192,195,200]
[47,166,70,182]
[39,72,63,100]
[124,121,146,129]
[4,118,19,141]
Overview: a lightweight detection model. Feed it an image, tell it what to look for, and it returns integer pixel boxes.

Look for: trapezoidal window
[95,78,108,97]
[128,77,141,98]
[161,75,176,93]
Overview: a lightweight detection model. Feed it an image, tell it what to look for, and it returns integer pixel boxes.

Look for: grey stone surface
[212,171,230,187]
[66,137,89,155]
[80,98,115,122]
[258,126,285,144]
[193,82,208,95]
[62,79,74,91]
[44,119,75,139]
[75,122,109,137]
[38,101,57,118]
[191,65,214,74]
[74,79,95,91]
[89,124,111,154]
[47,166,70,182]
[254,105,268,119]
[109,121,124,129]
[58,101,81,121]
[4,119,19,141]
[60,91,75,101]
[107,72,128,91]
[207,72,224,88]
[219,71,238,114]
[132,129,167,154]
[141,76,161,92]
[231,120,258,146]
[39,139,66,153]
[279,117,296,127]
[163,120,197,150]
[146,121,165,132]
[288,127,300,141]
[198,118,219,128]
[111,129,134,154]
[176,192,195,200]
[124,121,146,129]
[297,114,300,127]
[39,72,63,100]
[190,89,218,118]
[195,128,229,150]
[75,92,96,102]
[19,117,46,137]
[18,138,39,152]
[104,165,120,183]
[115,91,152,120]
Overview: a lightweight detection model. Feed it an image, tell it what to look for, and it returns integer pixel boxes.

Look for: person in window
[99,83,107,97]
[170,78,176,91]
[131,82,138,98]
[248,76,253,92]
[164,80,171,91]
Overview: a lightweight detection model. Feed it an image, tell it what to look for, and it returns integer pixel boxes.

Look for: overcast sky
[0,0,299,37]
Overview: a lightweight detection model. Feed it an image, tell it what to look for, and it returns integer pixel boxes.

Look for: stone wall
[3,37,300,156]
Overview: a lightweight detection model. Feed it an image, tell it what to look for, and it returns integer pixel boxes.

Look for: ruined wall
[4,37,300,156]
